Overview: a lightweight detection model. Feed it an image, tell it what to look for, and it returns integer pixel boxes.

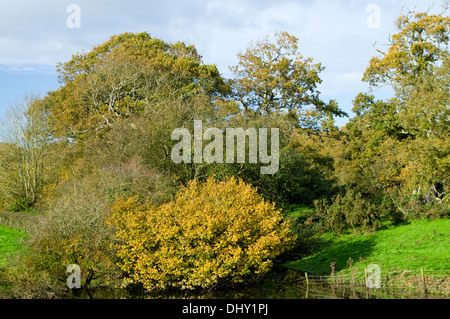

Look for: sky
[0,0,446,127]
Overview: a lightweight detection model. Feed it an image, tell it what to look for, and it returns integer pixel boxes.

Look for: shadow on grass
[377,220,411,231]
[284,236,377,276]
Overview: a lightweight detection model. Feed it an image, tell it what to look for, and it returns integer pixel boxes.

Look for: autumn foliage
[108,177,295,291]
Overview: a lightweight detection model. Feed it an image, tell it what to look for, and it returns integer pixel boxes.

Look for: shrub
[208,147,334,210]
[9,197,35,212]
[98,157,177,206]
[385,187,450,220]
[0,264,65,299]
[24,175,122,291]
[108,177,295,291]
[20,156,176,294]
[310,188,396,235]
[277,215,328,262]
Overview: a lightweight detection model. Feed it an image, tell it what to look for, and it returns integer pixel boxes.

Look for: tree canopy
[46,32,226,138]
[229,31,347,131]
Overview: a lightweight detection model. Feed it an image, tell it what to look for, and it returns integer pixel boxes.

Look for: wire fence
[295,268,450,298]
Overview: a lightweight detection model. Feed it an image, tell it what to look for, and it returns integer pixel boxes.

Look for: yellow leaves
[49,32,225,139]
[230,31,326,115]
[108,176,295,291]
[365,10,450,87]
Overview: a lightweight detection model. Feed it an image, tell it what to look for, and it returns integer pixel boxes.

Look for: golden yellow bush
[108,177,295,291]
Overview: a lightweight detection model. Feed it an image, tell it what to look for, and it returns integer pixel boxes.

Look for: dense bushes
[308,184,449,237]
[207,147,334,210]
[24,175,120,289]
[386,187,450,220]
[108,177,295,291]
[249,148,334,209]
[19,158,176,292]
[309,188,400,235]
[8,198,35,213]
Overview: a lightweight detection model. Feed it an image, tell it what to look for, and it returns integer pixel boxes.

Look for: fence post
[421,268,427,294]
[330,259,336,284]
[305,272,309,299]
[364,268,368,287]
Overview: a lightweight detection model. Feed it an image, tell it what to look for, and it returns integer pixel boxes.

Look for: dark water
[68,267,444,300]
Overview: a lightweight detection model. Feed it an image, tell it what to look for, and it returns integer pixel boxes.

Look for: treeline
[0,9,448,297]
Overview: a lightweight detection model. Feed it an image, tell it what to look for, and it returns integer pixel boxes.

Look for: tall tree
[229,31,346,131]
[363,9,450,137]
[45,32,226,139]
[0,95,52,208]
[341,8,450,196]
[364,9,450,89]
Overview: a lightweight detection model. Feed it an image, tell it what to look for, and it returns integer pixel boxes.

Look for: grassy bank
[0,225,26,267]
[285,218,450,275]
[284,218,449,297]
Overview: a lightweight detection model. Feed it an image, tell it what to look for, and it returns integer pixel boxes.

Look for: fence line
[295,267,449,297]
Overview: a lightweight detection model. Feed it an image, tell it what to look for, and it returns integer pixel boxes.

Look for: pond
[67,266,445,300]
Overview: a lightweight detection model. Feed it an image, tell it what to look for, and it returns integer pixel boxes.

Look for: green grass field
[287,204,314,220]
[0,225,26,267]
[285,218,450,275]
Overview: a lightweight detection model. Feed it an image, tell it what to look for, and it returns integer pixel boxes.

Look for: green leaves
[340,9,450,206]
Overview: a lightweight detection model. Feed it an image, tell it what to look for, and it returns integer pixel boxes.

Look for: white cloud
[0,36,81,67]
[319,71,367,96]
[0,0,420,72]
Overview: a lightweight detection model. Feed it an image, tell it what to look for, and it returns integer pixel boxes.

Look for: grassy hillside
[0,225,26,267]
[285,218,450,275]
